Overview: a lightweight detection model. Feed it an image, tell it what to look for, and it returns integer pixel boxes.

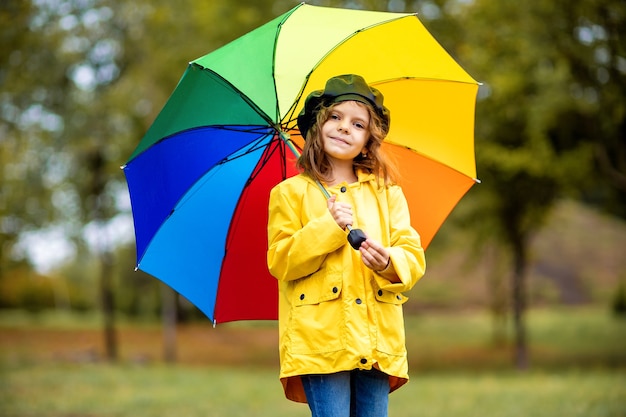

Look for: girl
[267,74,426,417]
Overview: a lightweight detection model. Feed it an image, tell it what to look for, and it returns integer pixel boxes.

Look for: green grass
[0,364,304,417]
[1,364,624,417]
[404,306,626,371]
[1,307,624,416]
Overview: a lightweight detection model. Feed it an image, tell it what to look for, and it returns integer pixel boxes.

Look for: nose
[337,120,350,133]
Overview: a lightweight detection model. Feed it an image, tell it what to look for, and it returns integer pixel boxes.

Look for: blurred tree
[453,0,625,369]
[1,1,61,278]
[561,1,626,212]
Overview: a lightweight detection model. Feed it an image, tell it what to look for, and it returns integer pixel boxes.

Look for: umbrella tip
[474,178,482,184]
[212,319,217,328]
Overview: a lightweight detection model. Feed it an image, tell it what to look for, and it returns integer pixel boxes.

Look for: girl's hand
[327,195,353,230]
[359,238,390,272]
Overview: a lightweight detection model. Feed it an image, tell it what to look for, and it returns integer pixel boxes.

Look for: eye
[329,113,340,120]
[354,121,366,129]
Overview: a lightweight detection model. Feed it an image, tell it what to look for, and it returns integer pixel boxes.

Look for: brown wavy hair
[297,101,398,187]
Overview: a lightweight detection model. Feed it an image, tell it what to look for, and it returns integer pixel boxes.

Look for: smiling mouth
[329,136,350,145]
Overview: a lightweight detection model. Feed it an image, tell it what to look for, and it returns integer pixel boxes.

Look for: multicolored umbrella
[123,3,479,324]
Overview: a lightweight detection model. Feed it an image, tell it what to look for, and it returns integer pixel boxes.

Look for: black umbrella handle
[347,226,367,250]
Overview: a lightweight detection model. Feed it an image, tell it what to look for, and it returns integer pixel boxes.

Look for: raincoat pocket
[288,270,345,354]
[374,286,408,357]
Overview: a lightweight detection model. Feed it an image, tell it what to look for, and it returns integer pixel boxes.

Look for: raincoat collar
[303,169,376,189]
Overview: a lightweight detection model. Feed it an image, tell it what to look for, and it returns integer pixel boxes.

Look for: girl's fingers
[327,199,353,229]
[360,246,387,270]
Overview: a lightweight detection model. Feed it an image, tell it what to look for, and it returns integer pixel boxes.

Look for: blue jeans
[301,368,390,417]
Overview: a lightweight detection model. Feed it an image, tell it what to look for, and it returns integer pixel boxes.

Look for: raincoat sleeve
[374,185,426,293]
[267,180,347,282]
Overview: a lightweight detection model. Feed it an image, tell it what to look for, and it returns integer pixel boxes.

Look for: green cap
[297,74,390,139]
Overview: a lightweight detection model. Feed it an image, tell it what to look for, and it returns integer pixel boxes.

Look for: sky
[15,200,135,274]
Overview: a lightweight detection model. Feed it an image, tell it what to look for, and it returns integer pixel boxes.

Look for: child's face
[321,101,371,165]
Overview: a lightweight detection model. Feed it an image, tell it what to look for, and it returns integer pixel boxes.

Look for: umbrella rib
[280,14,417,125]
[192,63,283,133]
[166,130,274,217]
[390,144,480,183]
[242,134,284,188]
[219,134,273,166]
[282,74,478,130]
[139,125,272,150]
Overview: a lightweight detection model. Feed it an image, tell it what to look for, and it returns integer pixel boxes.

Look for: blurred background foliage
[1,0,625,365]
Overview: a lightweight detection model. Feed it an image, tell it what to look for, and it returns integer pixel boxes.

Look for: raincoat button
[378,290,383,296]
[360,358,367,364]
[300,294,305,300]
[396,295,402,300]
[332,287,338,293]
[356,298,362,305]
[340,186,347,193]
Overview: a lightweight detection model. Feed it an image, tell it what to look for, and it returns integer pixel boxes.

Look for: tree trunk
[100,249,117,361]
[161,284,177,363]
[511,238,528,370]
[486,244,508,347]
[88,148,118,361]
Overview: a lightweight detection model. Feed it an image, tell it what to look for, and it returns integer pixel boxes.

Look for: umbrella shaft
[279,131,364,250]
[279,131,331,199]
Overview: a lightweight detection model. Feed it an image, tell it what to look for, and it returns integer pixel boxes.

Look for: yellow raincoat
[267,170,426,403]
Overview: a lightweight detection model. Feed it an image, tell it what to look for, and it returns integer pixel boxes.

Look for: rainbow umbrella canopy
[123,3,479,324]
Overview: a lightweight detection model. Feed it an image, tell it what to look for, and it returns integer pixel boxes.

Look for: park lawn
[0,363,624,417]
[1,306,624,416]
